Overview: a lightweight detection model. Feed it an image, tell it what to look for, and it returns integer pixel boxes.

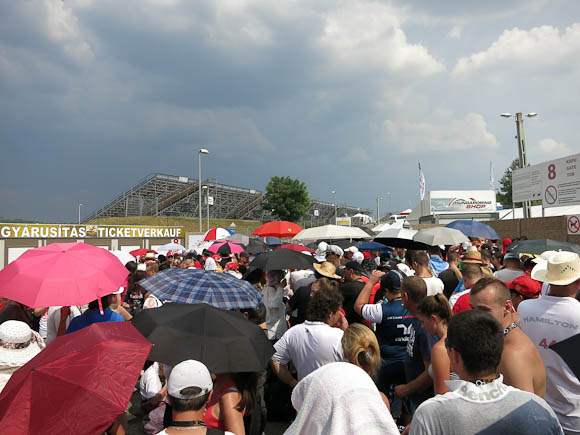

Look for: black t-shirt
[287,284,312,326]
[405,318,438,408]
[438,269,460,300]
[339,280,365,325]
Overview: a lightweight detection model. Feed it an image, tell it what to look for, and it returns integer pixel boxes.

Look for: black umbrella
[246,238,268,255]
[131,303,274,373]
[249,248,315,270]
[507,239,580,255]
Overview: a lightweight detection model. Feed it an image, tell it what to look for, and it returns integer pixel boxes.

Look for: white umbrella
[156,242,186,252]
[292,225,371,242]
[375,227,417,240]
[372,222,392,233]
[413,227,469,246]
[110,250,136,266]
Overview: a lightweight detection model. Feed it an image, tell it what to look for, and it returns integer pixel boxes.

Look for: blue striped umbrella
[138,268,262,309]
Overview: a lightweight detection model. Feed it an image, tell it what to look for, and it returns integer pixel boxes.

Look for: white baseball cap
[168,360,213,399]
[352,252,364,263]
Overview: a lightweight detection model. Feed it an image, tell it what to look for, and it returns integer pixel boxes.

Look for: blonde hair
[341,324,381,379]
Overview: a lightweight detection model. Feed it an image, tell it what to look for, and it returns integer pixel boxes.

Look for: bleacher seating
[83,173,371,223]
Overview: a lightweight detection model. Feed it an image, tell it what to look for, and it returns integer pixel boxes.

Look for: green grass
[85,216,264,235]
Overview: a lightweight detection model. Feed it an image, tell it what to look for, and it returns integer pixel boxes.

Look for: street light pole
[386,192,391,217]
[198,149,209,232]
[376,197,383,224]
[78,203,83,224]
[500,112,537,219]
[331,190,337,224]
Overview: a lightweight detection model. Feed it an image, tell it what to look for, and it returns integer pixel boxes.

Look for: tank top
[203,381,242,430]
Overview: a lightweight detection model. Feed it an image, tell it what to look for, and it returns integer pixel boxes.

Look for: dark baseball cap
[380,270,403,292]
[345,260,364,274]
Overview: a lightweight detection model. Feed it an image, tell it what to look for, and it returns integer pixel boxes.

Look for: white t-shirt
[204,257,218,271]
[518,295,580,434]
[422,276,444,296]
[140,362,172,401]
[46,306,82,344]
[262,284,288,340]
[272,321,344,381]
[493,268,524,282]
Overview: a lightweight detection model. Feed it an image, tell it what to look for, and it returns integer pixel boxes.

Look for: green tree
[496,158,520,208]
[497,158,541,208]
[262,176,310,222]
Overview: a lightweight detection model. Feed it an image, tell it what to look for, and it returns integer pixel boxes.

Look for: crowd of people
[0,235,579,434]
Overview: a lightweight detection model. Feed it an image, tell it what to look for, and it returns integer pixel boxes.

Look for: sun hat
[463,251,482,264]
[313,262,341,279]
[167,360,213,400]
[352,252,364,263]
[0,320,43,368]
[506,276,542,299]
[327,245,344,257]
[531,251,580,286]
[532,250,558,264]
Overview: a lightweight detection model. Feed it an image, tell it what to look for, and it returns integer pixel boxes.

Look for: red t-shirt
[452,292,472,314]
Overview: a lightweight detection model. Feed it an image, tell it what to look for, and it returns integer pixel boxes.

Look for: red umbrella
[277,243,312,253]
[129,248,157,257]
[0,322,152,435]
[252,221,303,238]
[203,228,234,241]
[208,241,245,255]
[0,242,129,308]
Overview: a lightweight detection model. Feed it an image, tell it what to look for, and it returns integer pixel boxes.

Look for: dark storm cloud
[1,0,579,222]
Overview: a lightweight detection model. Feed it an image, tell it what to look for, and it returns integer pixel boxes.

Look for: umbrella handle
[98,298,104,315]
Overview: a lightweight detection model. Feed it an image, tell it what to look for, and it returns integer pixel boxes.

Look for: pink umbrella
[203,227,234,241]
[208,241,245,255]
[0,242,129,308]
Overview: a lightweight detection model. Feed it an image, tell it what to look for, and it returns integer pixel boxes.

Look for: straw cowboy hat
[313,262,341,279]
[531,251,580,286]
[462,251,483,264]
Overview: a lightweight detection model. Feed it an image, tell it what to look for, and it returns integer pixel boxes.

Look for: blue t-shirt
[66,309,125,334]
[375,299,414,361]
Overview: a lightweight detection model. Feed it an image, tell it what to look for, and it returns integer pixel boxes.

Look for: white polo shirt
[272,321,344,381]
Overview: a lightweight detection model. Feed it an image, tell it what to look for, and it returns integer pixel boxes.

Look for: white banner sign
[513,153,580,208]
[429,191,496,214]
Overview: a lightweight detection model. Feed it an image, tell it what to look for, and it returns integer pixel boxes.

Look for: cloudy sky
[1,0,579,222]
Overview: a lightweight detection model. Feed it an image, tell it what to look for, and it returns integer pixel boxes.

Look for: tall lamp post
[198,148,209,232]
[376,197,383,224]
[78,203,83,225]
[500,112,537,218]
[386,192,391,217]
[331,190,337,224]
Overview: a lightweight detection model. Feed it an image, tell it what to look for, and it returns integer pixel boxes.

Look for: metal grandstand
[83,173,371,223]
